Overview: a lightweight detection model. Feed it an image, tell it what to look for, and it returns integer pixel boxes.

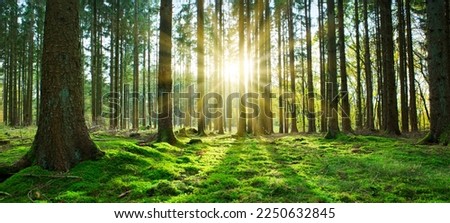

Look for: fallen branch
[19,174,82,180]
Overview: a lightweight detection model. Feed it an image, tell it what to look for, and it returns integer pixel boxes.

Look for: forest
[0,0,449,203]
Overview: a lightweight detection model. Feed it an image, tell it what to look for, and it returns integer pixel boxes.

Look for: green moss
[0,131,448,203]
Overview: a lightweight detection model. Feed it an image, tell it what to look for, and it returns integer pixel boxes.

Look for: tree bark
[423,0,450,144]
[325,0,339,138]
[338,0,352,132]
[355,0,363,130]
[363,0,374,130]
[397,0,409,132]
[157,0,178,145]
[379,0,400,135]
[28,0,104,171]
[288,0,298,133]
[306,0,316,133]
[197,0,206,136]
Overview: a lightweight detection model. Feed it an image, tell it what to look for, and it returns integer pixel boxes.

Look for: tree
[325,0,339,138]
[236,0,246,137]
[397,0,409,132]
[354,0,363,130]
[26,0,104,171]
[132,0,139,130]
[197,0,206,136]
[405,0,418,131]
[288,0,298,133]
[379,0,400,135]
[305,0,316,133]
[422,0,450,144]
[363,0,374,130]
[156,0,178,144]
[338,0,351,132]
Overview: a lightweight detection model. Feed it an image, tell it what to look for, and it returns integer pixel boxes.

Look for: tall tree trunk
[277,7,284,133]
[318,0,327,132]
[197,0,206,136]
[380,0,400,135]
[397,0,409,132]
[306,0,316,133]
[363,0,374,130]
[338,0,352,132]
[132,0,139,130]
[237,0,246,137]
[265,0,273,134]
[355,0,363,130]
[28,0,104,171]
[24,0,34,126]
[423,0,450,144]
[325,0,339,138]
[288,0,298,133]
[405,0,417,131]
[157,0,177,144]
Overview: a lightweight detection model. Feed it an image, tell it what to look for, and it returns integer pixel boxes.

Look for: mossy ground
[0,127,449,203]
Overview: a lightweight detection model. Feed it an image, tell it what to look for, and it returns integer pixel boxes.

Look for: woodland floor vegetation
[0,127,448,203]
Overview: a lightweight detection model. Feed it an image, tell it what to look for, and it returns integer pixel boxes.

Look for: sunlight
[222,58,253,85]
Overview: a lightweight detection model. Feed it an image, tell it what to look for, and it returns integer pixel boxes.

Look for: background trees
[0,0,444,142]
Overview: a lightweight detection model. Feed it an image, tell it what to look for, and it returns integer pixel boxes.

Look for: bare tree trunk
[397,0,409,132]
[338,0,352,132]
[157,0,177,144]
[363,0,374,130]
[355,0,363,130]
[405,0,417,131]
[379,0,400,135]
[237,0,246,137]
[325,0,339,138]
[29,0,104,171]
[288,0,298,133]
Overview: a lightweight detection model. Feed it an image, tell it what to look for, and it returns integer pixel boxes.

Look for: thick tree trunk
[157,0,177,144]
[28,0,104,171]
[379,0,401,135]
[424,0,450,144]
[197,0,206,136]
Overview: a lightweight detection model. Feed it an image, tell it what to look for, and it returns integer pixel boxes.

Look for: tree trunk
[338,0,352,132]
[276,7,284,133]
[288,0,298,133]
[132,0,139,130]
[405,0,417,131]
[306,0,316,133]
[157,0,178,144]
[197,0,206,136]
[325,0,339,138]
[424,0,450,144]
[363,0,374,130]
[379,0,400,135]
[397,0,409,132]
[237,0,246,137]
[355,0,363,130]
[318,0,327,133]
[28,0,104,171]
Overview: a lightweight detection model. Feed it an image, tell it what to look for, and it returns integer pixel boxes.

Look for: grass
[0,128,449,203]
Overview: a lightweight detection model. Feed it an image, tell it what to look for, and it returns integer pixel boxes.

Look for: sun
[222,58,253,85]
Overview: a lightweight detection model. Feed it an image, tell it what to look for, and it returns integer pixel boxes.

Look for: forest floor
[0,127,449,203]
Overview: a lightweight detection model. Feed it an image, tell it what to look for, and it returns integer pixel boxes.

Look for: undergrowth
[0,130,448,203]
